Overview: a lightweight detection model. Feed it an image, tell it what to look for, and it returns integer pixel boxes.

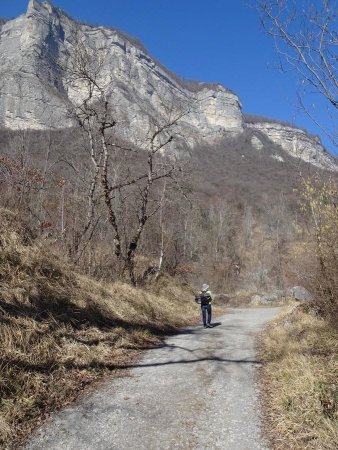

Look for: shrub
[300,175,338,325]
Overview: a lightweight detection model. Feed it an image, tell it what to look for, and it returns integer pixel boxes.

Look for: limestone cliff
[245,117,336,171]
[0,0,242,139]
[0,0,336,171]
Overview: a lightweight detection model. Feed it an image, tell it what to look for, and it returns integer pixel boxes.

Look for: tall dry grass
[0,209,199,449]
[260,308,338,450]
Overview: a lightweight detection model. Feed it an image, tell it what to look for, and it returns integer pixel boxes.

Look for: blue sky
[1,0,337,155]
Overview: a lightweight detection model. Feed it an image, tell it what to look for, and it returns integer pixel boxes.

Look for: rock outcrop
[246,119,335,170]
[287,286,312,302]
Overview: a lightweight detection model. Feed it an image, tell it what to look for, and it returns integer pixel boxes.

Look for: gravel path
[26,307,281,450]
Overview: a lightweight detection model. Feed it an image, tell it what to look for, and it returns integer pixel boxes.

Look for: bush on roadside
[300,176,338,325]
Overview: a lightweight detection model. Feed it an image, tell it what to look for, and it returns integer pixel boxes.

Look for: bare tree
[257,0,337,146]
[62,31,188,284]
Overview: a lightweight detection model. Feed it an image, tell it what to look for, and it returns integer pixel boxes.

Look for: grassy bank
[0,210,199,449]
[260,307,338,450]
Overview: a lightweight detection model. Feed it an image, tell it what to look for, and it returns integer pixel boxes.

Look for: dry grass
[259,307,338,450]
[0,209,199,449]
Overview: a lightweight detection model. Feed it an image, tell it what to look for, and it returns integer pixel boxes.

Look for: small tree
[257,0,338,321]
[300,175,338,322]
[63,31,187,284]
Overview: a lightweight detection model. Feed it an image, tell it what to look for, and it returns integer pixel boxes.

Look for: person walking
[196,283,213,328]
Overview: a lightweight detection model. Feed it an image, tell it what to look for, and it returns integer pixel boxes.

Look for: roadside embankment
[259,307,338,450]
[0,209,200,449]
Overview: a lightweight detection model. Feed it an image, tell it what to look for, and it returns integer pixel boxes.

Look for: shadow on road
[3,353,262,375]
[210,322,222,327]
[4,314,268,376]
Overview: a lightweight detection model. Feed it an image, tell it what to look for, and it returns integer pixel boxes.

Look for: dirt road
[26,307,281,450]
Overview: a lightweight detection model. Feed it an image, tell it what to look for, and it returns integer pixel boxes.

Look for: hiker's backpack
[200,292,211,306]
[195,294,201,304]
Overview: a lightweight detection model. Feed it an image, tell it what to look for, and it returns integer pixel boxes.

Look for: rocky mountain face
[0,0,336,170]
[245,118,335,170]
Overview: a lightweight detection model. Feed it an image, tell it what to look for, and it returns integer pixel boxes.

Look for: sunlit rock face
[0,1,336,170]
[246,121,336,171]
[0,1,73,129]
[0,0,243,141]
[251,135,264,151]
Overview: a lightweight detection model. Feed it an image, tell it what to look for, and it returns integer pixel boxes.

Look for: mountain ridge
[0,0,336,170]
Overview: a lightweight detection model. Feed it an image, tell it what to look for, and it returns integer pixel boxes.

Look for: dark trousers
[201,304,212,325]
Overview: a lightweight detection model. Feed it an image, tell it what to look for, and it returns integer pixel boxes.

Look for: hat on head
[201,283,209,291]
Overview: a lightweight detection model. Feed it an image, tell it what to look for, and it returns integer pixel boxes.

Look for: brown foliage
[300,176,338,324]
